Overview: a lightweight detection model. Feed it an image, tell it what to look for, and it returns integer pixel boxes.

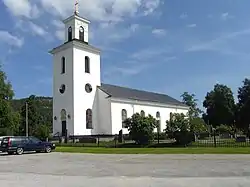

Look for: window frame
[140,110,145,117]
[121,109,127,128]
[61,57,66,74]
[79,26,84,41]
[85,56,90,73]
[68,26,72,41]
[86,109,93,129]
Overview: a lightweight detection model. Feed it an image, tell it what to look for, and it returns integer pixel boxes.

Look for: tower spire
[74,0,79,15]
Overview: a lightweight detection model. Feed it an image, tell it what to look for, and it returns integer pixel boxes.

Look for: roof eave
[110,97,189,110]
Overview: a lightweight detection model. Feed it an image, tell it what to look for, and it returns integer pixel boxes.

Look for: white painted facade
[50,12,189,136]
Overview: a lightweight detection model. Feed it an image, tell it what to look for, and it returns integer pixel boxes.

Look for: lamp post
[25,102,28,137]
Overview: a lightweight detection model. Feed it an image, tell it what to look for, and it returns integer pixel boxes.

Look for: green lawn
[55,147,250,154]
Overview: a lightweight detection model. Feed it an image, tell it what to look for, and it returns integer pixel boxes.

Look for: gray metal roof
[99,83,187,107]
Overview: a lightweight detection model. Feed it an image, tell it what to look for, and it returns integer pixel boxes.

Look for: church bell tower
[49,1,101,137]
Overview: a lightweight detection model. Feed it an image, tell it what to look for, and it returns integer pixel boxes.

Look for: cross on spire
[74,0,79,15]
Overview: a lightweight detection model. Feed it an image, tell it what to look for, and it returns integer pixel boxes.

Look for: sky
[0,0,250,109]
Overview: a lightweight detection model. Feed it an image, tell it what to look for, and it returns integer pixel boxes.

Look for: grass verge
[55,147,250,154]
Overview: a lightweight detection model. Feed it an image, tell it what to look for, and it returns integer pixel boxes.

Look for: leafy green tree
[165,113,190,132]
[0,66,20,135]
[216,124,234,135]
[190,117,208,133]
[11,96,53,134]
[20,95,40,136]
[236,78,250,131]
[181,92,201,118]
[124,113,157,145]
[34,124,51,141]
[203,84,235,127]
[165,113,193,145]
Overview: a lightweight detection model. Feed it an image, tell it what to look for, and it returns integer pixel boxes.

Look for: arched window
[60,109,67,121]
[61,57,65,74]
[79,26,84,41]
[170,112,173,121]
[140,110,145,117]
[121,109,127,128]
[68,27,72,41]
[156,111,161,132]
[86,109,92,129]
[85,56,90,73]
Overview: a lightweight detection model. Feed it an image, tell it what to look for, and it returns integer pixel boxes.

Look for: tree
[19,95,40,136]
[124,113,157,145]
[11,96,53,133]
[34,124,51,141]
[165,113,193,145]
[181,92,201,118]
[203,84,235,127]
[165,113,190,133]
[216,124,234,135]
[0,66,20,135]
[181,92,208,134]
[189,117,208,134]
[236,78,250,131]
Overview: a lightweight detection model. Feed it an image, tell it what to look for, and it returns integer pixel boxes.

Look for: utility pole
[26,102,28,137]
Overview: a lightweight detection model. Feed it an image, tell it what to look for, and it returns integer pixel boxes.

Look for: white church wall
[73,47,101,135]
[110,99,189,135]
[52,48,74,136]
[94,89,112,134]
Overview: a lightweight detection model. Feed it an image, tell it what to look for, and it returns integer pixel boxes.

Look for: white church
[49,6,189,137]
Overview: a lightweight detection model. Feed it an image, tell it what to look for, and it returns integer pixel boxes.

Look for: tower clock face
[59,84,66,94]
[85,83,92,93]
[79,27,84,32]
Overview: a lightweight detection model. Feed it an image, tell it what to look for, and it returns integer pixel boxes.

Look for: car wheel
[45,146,51,153]
[16,147,24,155]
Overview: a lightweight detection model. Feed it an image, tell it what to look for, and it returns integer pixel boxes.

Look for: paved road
[0,153,250,186]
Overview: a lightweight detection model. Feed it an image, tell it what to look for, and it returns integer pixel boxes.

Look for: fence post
[97,136,100,147]
[114,135,117,148]
[213,129,217,148]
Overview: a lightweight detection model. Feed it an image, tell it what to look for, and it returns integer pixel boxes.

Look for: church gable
[99,83,187,107]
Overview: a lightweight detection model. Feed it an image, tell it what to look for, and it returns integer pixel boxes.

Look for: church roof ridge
[100,83,187,107]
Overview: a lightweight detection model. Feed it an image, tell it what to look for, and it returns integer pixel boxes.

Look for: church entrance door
[61,121,67,137]
[60,109,67,137]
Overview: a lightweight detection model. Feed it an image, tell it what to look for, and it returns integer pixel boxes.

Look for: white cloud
[29,22,48,37]
[180,13,188,19]
[104,46,175,79]
[152,28,166,36]
[5,0,161,44]
[0,31,24,47]
[51,20,64,40]
[143,0,161,16]
[187,24,196,28]
[51,20,64,29]
[3,0,40,19]
[39,0,161,23]
[131,47,171,60]
[221,12,234,21]
[101,24,140,43]
[186,28,250,56]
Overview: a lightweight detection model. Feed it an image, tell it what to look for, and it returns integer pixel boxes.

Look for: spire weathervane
[74,0,79,15]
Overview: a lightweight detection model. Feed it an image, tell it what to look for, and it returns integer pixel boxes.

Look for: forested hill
[11,96,53,112]
[10,96,53,134]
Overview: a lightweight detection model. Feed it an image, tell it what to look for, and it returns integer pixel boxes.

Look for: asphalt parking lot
[0,152,250,187]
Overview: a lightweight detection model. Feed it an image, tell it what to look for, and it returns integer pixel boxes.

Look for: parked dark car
[0,136,56,155]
